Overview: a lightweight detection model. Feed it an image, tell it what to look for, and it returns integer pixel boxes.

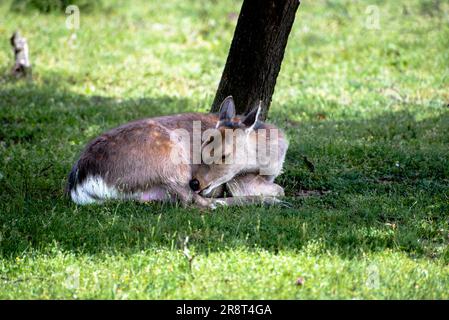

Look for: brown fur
[71,113,219,193]
[68,96,288,208]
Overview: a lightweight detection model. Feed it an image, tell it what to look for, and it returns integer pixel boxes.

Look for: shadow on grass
[0,75,448,262]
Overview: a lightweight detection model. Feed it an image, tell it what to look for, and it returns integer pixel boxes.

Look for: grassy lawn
[0,0,448,299]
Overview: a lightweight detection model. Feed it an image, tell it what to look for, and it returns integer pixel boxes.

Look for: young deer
[67,96,288,208]
[190,97,288,206]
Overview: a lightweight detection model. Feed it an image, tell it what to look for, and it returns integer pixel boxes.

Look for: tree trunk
[211,0,300,120]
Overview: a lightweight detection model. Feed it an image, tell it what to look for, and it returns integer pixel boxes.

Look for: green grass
[1,0,449,299]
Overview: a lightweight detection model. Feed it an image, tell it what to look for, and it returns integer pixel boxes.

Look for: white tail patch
[70,175,118,205]
[71,176,173,205]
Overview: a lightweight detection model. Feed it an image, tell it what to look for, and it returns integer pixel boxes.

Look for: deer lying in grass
[67,96,288,209]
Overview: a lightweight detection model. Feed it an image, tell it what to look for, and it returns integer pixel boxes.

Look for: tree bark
[211,0,300,120]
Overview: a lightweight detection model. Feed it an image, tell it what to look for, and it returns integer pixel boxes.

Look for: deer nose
[189,179,201,192]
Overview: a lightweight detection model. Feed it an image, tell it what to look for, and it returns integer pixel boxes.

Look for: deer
[67,96,288,209]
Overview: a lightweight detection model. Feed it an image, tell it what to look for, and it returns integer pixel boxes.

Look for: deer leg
[170,175,288,210]
[167,183,219,209]
[226,174,284,197]
[206,174,290,208]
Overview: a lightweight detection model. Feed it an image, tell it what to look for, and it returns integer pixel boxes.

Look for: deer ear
[242,102,262,131]
[218,96,236,122]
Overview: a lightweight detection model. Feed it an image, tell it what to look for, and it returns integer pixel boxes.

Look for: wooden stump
[10,31,32,78]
